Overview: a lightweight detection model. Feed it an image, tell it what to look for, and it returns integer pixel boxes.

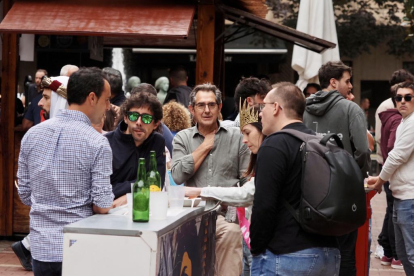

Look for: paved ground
[369,191,406,276]
[0,239,32,276]
[0,191,407,275]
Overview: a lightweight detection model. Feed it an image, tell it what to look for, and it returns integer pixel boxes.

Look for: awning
[221,5,336,53]
[0,0,195,38]
[132,24,288,54]
[132,48,287,54]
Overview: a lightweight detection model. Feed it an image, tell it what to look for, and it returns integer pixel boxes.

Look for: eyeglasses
[126,111,153,124]
[194,102,218,111]
[259,102,283,112]
[395,94,413,102]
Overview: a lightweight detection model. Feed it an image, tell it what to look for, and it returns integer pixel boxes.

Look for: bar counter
[62,203,216,276]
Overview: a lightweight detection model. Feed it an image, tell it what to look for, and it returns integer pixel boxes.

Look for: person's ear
[218,103,223,113]
[273,103,281,116]
[246,96,254,107]
[189,104,195,116]
[329,78,337,89]
[153,120,161,130]
[88,92,97,106]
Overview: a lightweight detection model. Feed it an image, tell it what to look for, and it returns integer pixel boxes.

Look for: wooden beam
[213,9,225,96]
[0,0,18,236]
[222,5,336,54]
[196,4,215,84]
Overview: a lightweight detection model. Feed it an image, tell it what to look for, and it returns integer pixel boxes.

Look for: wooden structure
[0,0,335,236]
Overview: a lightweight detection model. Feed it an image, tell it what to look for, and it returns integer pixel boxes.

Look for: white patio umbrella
[291,0,340,90]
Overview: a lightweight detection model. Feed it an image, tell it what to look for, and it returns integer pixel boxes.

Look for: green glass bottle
[147,151,162,192]
[132,158,149,222]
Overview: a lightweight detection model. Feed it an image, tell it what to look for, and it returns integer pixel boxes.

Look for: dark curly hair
[120,92,163,123]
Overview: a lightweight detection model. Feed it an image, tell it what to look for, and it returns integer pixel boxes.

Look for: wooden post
[0,0,18,236]
[196,4,215,85]
[213,9,225,96]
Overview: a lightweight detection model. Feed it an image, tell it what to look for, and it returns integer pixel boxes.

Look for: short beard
[42,110,49,120]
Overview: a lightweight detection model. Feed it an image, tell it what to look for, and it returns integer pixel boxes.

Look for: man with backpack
[303,61,371,275]
[250,82,340,275]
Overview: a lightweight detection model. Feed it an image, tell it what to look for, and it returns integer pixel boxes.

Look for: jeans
[251,248,340,276]
[367,217,371,275]
[242,239,252,276]
[378,182,397,259]
[337,229,358,276]
[393,198,414,275]
[32,259,62,276]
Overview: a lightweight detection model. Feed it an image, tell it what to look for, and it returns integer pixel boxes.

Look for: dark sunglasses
[126,112,153,124]
[394,95,413,102]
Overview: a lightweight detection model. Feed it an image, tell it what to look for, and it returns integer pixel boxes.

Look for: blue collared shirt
[17,109,114,262]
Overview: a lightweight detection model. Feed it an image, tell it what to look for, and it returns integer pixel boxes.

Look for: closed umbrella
[291,0,340,90]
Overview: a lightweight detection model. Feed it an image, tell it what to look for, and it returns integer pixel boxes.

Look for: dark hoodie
[105,121,166,198]
[303,90,370,175]
[379,109,401,162]
[164,85,192,108]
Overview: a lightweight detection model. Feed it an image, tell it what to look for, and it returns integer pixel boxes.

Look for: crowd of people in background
[8,60,414,276]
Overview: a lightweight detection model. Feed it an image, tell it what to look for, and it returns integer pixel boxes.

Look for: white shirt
[379,112,414,200]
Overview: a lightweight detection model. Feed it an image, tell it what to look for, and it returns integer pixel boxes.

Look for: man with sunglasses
[105,92,166,205]
[373,69,412,269]
[303,61,370,276]
[171,83,250,276]
[368,81,414,274]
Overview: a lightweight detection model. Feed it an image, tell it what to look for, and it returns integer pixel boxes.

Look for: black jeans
[338,229,358,276]
[377,182,398,259]
[33,259,62,276]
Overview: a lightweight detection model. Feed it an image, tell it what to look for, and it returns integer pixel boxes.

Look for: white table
[62,203,216,276]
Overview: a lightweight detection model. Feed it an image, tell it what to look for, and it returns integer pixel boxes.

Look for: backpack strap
[320,133,344,149]
[277,129,307,142]
[277,128,307,225]
[282,198,300,222]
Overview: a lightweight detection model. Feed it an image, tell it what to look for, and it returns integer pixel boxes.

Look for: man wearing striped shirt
[17,68,114,276]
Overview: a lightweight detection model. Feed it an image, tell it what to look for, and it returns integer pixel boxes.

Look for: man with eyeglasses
[250,82,340,276]
[368,81,414,274]
[105,92,166,206]
[171,83,250,276]
[303,61,370,276]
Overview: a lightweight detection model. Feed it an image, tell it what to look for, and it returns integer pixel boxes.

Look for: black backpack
[279,129,366,236]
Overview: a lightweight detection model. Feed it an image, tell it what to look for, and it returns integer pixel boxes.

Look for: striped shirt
[17,109,114,262]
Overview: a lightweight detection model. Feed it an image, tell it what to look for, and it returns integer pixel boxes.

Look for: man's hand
[112,195,127,208]
[366,175,385,194]
[111,104,121,123]
[93,205,112,214]
[185,187,202,198]
[202,131,216,151]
